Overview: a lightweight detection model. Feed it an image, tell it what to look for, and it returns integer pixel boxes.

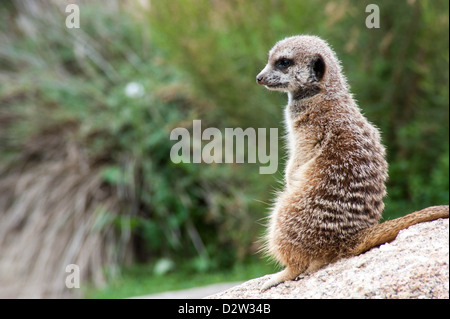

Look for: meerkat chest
[284,105,325,188]
[284,106,324,163]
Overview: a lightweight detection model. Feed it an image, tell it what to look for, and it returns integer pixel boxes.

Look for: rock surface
[207,218,449,299]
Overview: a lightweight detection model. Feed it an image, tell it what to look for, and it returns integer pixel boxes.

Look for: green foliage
[0,2,266,274]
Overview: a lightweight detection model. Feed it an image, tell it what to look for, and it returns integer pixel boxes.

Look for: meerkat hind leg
[260,266,302,292]
[261,259,328,292]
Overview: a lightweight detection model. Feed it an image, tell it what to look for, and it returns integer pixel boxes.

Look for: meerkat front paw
[260,267,300,292]
[260,276,283,292]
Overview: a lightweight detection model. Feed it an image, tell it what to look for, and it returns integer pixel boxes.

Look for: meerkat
[256,35,449,292]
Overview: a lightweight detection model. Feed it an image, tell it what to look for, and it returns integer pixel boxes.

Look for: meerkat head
[256,35,347,101]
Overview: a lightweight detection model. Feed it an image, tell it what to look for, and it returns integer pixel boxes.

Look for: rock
[206,218,449,299]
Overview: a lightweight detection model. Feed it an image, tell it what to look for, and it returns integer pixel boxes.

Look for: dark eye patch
[275,58,294,70]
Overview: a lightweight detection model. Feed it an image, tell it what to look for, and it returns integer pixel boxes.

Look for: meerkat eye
[275,58,294,70]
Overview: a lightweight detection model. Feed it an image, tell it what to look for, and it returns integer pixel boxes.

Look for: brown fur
[256,35,449,291]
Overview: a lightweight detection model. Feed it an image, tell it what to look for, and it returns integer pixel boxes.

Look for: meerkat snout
[256,73,265,85]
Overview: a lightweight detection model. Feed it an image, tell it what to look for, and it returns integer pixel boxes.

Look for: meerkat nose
[256,73,265,85]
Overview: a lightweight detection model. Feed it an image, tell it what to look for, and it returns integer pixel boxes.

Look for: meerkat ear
[311,55,325,82]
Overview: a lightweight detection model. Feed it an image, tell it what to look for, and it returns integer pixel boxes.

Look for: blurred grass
[0,0,448,297]
[85,257,276,299]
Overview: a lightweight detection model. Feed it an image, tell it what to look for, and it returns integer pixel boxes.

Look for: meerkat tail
[349,205,449,256]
